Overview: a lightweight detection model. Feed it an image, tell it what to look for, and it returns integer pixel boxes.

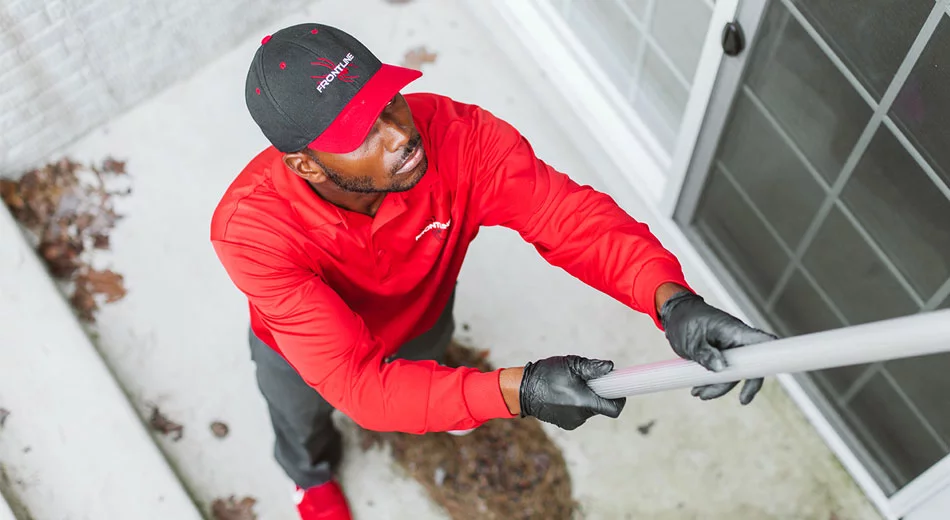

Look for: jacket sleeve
[467,107,691,327]
[211,239,513,433]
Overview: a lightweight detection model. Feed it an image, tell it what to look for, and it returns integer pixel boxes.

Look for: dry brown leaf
[149,406,184,441]
[74,213,94,234]
[401,45,437,70]
[82,269,127,303]
[210,421,230,438]
[0,179,23,210]
[211,496,257,520]
[91,234,110,249]
[69,284,98,322]
[39,241,83,279]
[101,157,126,175]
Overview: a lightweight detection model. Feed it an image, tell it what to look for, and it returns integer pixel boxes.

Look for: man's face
[305,93,427,193]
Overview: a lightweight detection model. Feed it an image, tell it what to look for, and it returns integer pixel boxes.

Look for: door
[675,0,950,516]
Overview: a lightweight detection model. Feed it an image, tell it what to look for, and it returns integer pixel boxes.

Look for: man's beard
[314,136,427,194]
[322,157,427,193]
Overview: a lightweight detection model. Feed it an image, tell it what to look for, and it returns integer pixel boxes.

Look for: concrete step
[0,205,203,520]
[0,494,15,520]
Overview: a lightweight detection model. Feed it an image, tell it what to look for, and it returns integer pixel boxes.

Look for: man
[211,23,775,520]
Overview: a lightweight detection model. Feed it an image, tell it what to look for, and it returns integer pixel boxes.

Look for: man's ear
[283,151,328,184]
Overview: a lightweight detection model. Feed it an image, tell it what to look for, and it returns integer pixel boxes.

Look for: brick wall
[0,0,308,176]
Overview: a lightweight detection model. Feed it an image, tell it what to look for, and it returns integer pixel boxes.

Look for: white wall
[0,0,308,176]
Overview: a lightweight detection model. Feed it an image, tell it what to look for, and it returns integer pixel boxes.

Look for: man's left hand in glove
[655,283,777,405]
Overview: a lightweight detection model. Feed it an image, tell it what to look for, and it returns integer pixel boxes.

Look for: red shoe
[294,480,352,520]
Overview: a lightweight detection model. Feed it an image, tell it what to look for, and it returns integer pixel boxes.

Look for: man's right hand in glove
[499,356,626,430]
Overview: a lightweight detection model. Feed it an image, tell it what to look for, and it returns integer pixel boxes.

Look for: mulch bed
[358,342,576,519]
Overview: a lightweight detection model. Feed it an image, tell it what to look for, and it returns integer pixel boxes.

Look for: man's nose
[379,116,410,153]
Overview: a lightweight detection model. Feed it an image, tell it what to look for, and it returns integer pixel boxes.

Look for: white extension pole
[588,309,950,399]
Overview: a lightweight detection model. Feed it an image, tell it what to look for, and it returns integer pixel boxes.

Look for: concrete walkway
[0,0,881,518]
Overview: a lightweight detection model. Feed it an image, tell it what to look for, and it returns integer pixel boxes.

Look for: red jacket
[211,93,689,433]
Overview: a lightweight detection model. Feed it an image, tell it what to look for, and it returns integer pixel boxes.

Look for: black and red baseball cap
[245,23,422,154]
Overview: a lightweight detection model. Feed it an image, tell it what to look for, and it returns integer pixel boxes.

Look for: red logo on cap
[261,35,272,45]
[310,57,358,83]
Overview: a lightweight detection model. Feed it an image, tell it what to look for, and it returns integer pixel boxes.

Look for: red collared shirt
[211,93,689,433]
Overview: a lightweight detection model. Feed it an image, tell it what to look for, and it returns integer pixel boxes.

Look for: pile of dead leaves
[0,157,129,322]
[211,496,257,520]
[359,343,576,520]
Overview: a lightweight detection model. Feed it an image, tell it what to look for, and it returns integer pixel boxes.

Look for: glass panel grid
[800,205,920,325]
[802,370,902,496]
[840,125,950,303]
[741,86,833,191]
[716,160,852,326]
[765,4,947,310]
[838,364,881,404]
[562,0,644,95]
[838,370,947,492]
[693,164,792,305]
[828,360,950,493]
[890,14,950,188]
[883,117,950,203]
[640,38,692,91]
[633,46,690,151]
[771,269,849,337]
[879,368,950,453]
[833,195,927,309]
[626,0,656,101]
[927,277,950,311]
[720,91,828,247]
[830,373,904,493]
[686,0,950,495]
[746,4,875,184]
[720,94,927,317]
[614,0,649,25]
[790,0,934,100]
[649,0,714,83]
[779,0,880,108]
[559,0,709,155]
[701,160,860,332]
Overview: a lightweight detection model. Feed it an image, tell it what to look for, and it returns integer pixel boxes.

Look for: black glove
[659,290,777,404]
[519,355,626,430]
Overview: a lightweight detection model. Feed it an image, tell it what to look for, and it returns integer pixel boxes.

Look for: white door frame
[659,0,740,216]
[466,0,950,518]
[483,0,671,203]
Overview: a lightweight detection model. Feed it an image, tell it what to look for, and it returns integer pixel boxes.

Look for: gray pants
[249,292,455,489]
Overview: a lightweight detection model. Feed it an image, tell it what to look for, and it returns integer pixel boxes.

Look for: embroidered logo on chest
[416,217,451,242]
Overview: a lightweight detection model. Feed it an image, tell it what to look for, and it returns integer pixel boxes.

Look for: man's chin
[388,158,428,193]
